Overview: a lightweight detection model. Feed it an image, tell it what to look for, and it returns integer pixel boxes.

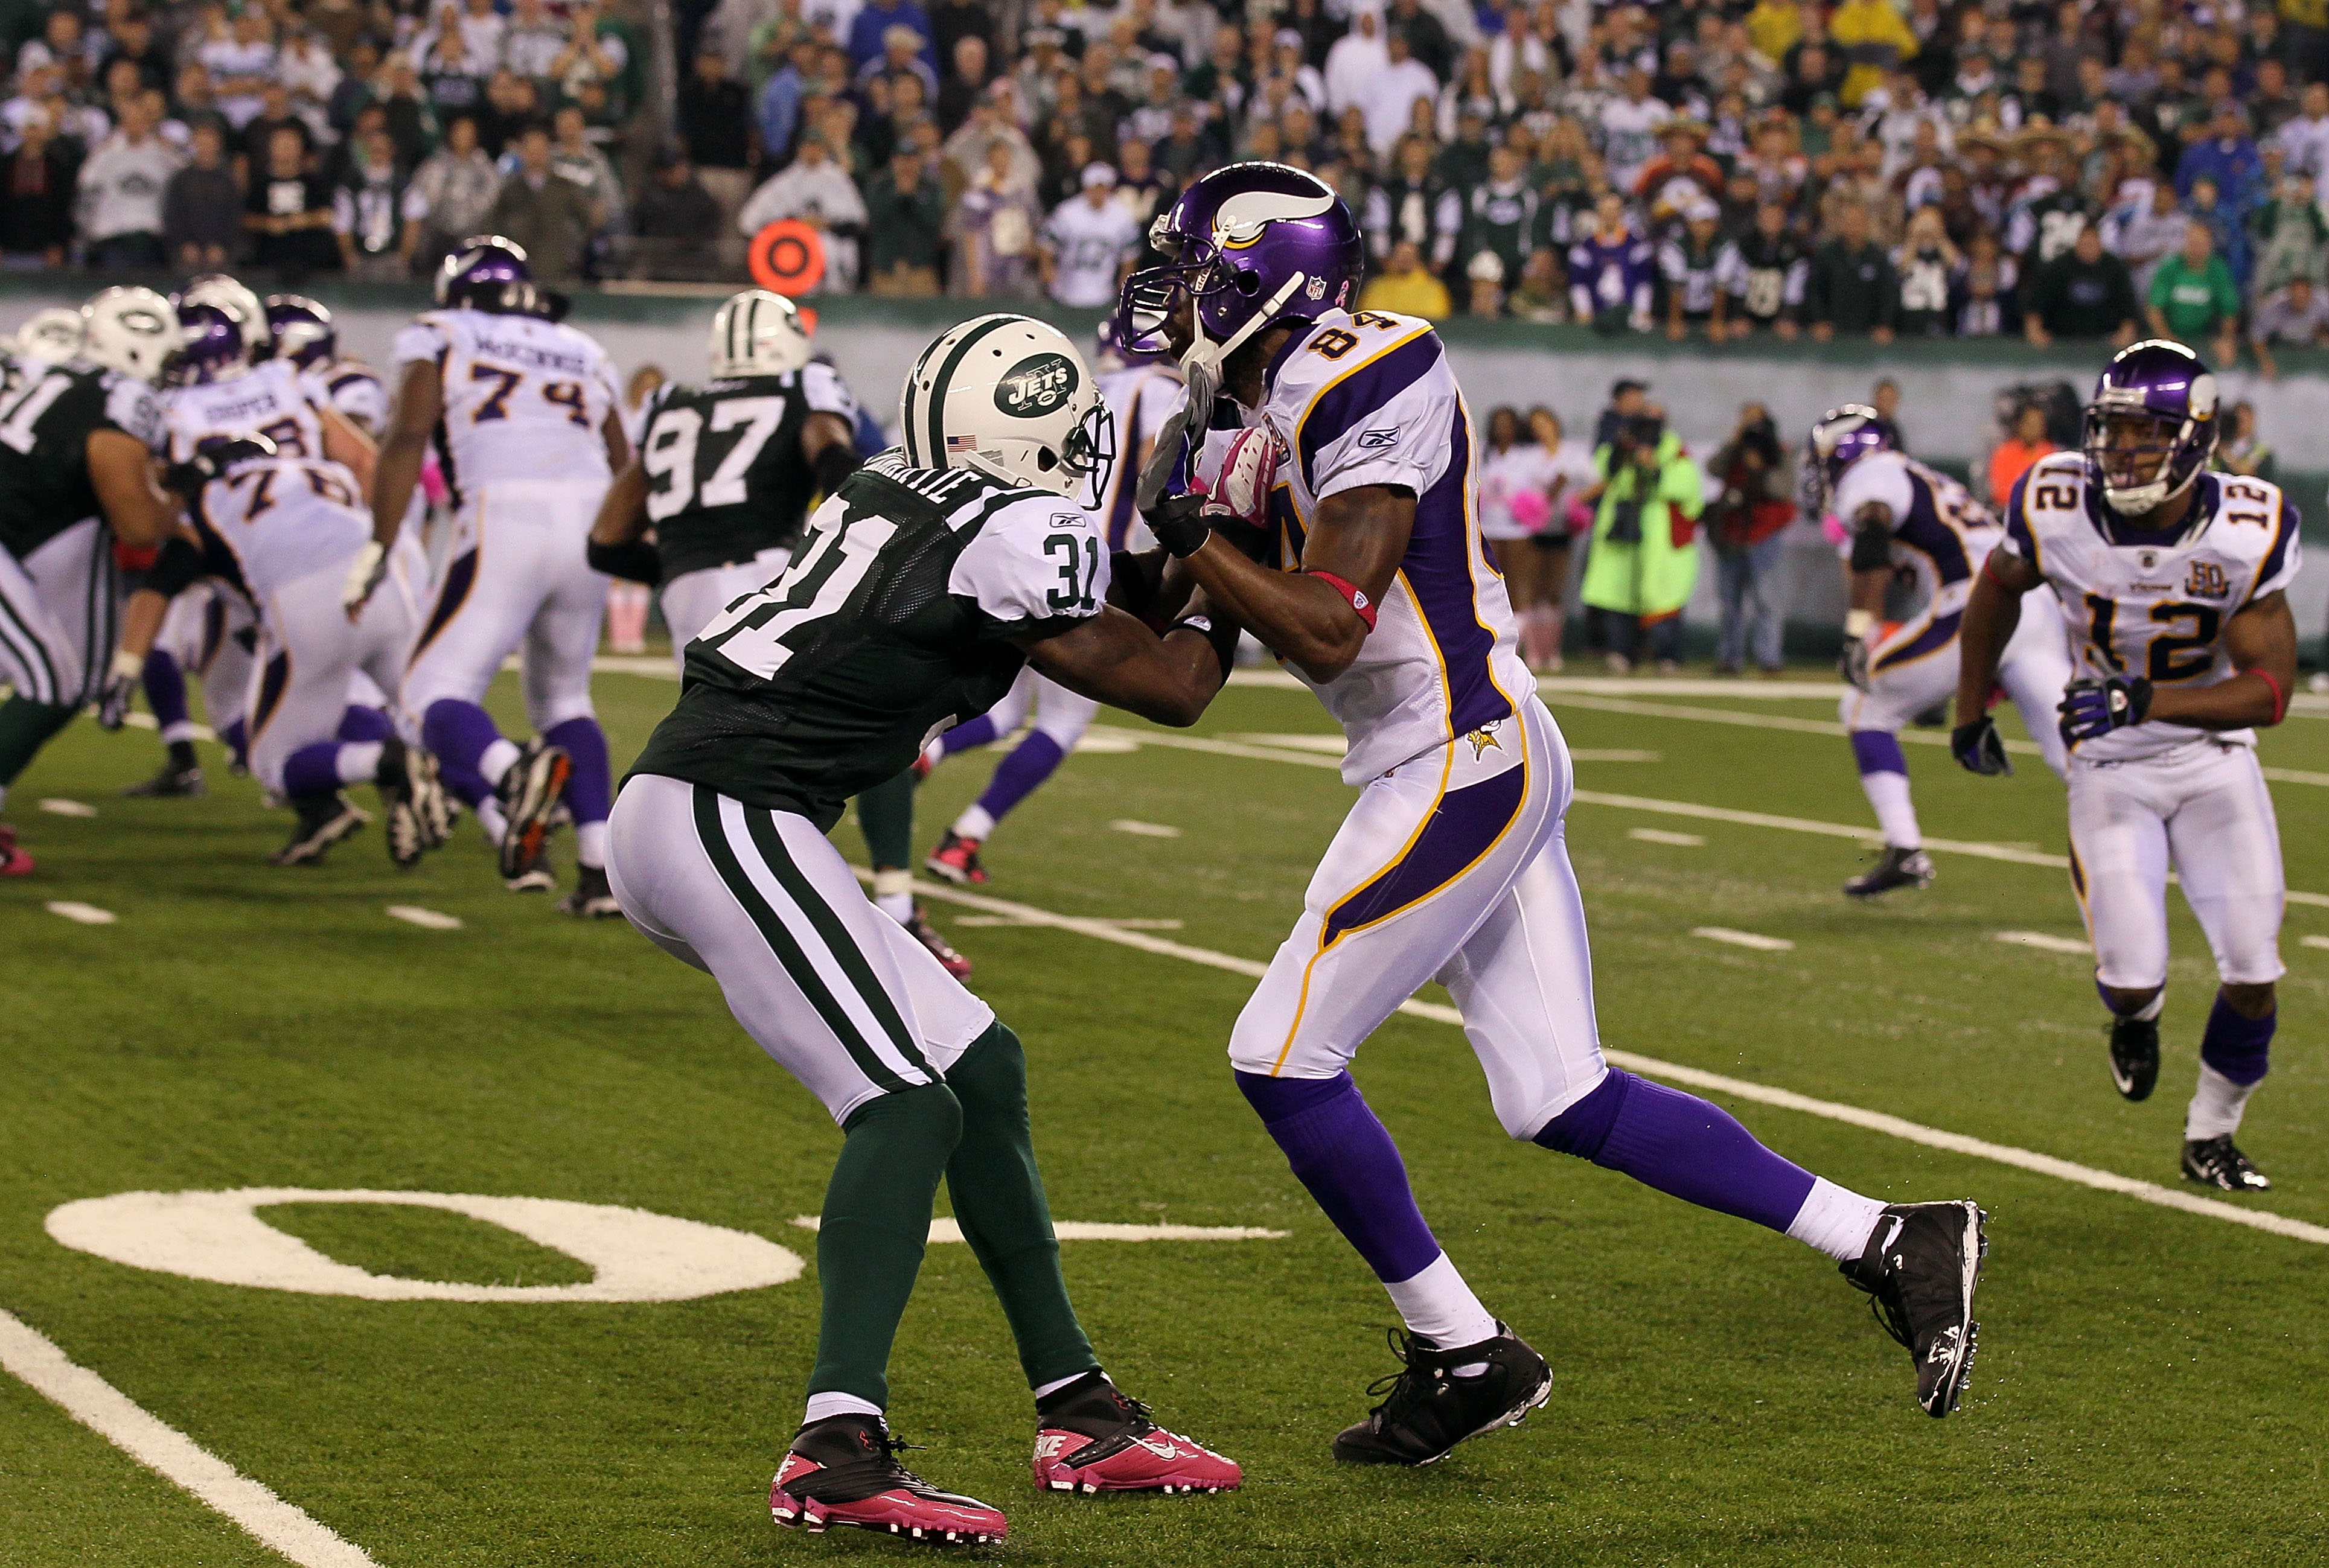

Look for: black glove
[2059,675,2152,744]
[1839,634,1871,692]
[1142,492,1212,558]
[161,455,216,501]
[587,537,663,585]
[1950,715,2013,776]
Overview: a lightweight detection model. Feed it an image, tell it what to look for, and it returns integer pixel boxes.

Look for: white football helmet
[13,307,85,365]
[899,314,1114,502]
[81,287,182,384]
[708,288,812,378]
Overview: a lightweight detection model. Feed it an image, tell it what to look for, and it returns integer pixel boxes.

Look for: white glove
[1207,425,1280,525]
[340,540,386,619]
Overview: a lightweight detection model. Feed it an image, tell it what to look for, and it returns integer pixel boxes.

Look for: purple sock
[282,742,347,800]
[1236,1071,1442,1283]
[142,649,187,729]
[337,704,395,743]
[976,731,1067,824]
[1535,1069,1816,1235]
[221,716,248,770]
[542,716,610,825]
[941,713,1000,756]
[1850,730,1908,775]
[423,699,502,806]
[2200,998,2273,1085]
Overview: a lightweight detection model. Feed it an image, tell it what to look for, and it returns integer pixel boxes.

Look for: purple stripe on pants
[1323,760,1525,946]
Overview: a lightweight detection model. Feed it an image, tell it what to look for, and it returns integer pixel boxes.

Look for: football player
[1121,162,1988,1452]
[11,307,85,365]
[922,320,1184,886]
[607,315,1243,1543]
[1954,341,2300,1192]
[137,433,444,865]
[0,287,182,875]
[1805,404,2072,898]
[348,237,628,917]
[264,295,389,436]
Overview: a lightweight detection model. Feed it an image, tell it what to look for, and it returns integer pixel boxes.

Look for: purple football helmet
[1800,404,1897,515]
[1117,161,1364,368]
[2082,338,2217,518]
[1093,314,1164,370]
[264,294,336,370]
[436,235,539,314]
[171,301,255,384]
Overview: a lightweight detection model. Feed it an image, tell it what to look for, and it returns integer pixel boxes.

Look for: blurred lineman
[266,295,389,436]
[351,236,628,917]
[1955,341,2300,1193]
[607,314,1242,1543]
[0,288,182,875]
[922,319,1184,887]
[1806,405,2072,898]
[1124,163,1989,1454]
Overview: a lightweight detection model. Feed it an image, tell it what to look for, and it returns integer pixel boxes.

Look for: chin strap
[1135,271,1308,515]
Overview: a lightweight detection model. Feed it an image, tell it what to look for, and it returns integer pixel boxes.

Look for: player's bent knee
[2220,981,2276,1019]
[2100,983,2162,1017]
[1529,1066,1626,1156]
[1499,1060,1610,1142]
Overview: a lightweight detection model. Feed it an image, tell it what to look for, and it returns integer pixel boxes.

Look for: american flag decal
[947,433,979,452]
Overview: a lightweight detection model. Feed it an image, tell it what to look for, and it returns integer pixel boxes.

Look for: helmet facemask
[2083,403,2205,518]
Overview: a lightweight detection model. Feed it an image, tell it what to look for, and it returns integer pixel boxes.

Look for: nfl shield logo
[2138,550,2158,570]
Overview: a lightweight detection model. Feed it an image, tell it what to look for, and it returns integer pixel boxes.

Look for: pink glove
[1207,425,1280,524]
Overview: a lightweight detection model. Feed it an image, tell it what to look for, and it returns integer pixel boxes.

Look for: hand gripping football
[1207,425,1280,526]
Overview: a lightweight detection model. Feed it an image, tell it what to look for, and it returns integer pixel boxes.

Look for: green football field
[4,663,2327,1567]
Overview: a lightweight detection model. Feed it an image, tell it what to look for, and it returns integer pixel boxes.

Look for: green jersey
[0,353,165,561]
[637,362,861,579]
[628,448,1108,826]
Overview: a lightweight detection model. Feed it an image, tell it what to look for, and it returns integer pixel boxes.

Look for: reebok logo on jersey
[1356,427,1400,448]
[995,353,1079,417]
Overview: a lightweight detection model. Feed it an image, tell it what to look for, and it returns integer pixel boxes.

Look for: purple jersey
[1567,232,1655,318]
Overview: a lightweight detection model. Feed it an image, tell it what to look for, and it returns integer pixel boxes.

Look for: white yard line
[1088,725,2329,911]
[385,906,462,931]
[1108,820,1183,838]
[37,798,97,817]
[0,1308,380,1568]
[45,902,117,925]
[1627,828,1705,847]
[1996,930,2092,955]
[880,872,2329,1248]
[1693,926,1795,952]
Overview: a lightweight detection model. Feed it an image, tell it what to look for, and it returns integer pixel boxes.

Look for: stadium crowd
[10,0,2329,369]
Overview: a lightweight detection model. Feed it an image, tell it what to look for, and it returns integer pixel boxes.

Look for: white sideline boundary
[877,875,2329,1248]
[0,1308,380,1567]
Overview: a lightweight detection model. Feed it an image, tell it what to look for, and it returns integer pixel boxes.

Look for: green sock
[855,766,917,870]
[807,1082,964,1408]
[0,696,77,793]
[944,1023,1099,1391]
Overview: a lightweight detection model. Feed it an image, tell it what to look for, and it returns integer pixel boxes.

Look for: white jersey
[1832,449,2001,616]
[1210,307,1531,784]
[1478,442,1554,540]
[391,308,621,502]
[2004,453,2304,762]
[190,455,371,598]
[162,359,334,464]
[1038,196,1143,309]
[1091,360,1184,550]
[318,359,387,433]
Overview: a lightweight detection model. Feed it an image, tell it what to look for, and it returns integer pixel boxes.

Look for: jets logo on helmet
[11,307,84,365]
[1800,404,1897,515]
[2081,339,2217,524]
[995,352,1078,416]
[81,286,182,384]
[899,314,1115,503]
[708,287,812,378]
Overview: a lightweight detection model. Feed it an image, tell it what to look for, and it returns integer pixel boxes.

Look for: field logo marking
[45,1190,805,1302]
[45,901,117,925]
[0,1307,382,1567]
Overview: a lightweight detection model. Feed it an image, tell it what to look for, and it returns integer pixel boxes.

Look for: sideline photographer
[1580,406,1702,674]
[1704,404,1796,676]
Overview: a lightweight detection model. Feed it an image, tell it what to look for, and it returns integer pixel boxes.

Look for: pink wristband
[1306,570,1378,631]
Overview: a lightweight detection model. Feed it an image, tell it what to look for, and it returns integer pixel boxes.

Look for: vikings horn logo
[995,352,1079,416]
[1213,188,1337,250]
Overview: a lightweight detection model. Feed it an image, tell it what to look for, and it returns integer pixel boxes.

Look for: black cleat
[2182,1135,2272,1191]
[555,864,622,919]
[375,738,448,868]
[1845,845,1935,899]
[1331,1323,1551,1465]
[270,792,366,865]
[1841,1200,1986,1417]
[770,1414,1007,1543]
[120,760,205,798]
[2108,1014,2160,1101]
[495,741,572,881]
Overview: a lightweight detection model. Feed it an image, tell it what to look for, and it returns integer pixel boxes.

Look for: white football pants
[0,517,116,707]
[1839,585,2073,779]
[246,544,422,795]
[659,545,791,675]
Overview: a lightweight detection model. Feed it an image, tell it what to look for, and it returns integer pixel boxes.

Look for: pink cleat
[1032,1373,1242,1496]
[772,1415,1006,1545]
[0,823,33,876]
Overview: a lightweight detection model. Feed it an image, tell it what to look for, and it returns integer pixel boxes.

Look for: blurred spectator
[863,145,945,295]
[1038,162,1138,308]
[849,0,934,77]
[202,7,275,130]
[947,135,1041,297]
[2109,179,2190,295]
[1704,404,1794,677]
[334,112,419,281]
[164,118,239,272]
[2252,175,2329,296]
[487,123,594,282]
[2274,82,2329,183]
[1323,7,1388,124]
[1,112,75,266]
[2248,278,2329,380]
[2024,225,2141,348]
[1955,230,2017,337]
[1890,207,1959,337]
[634,150,722,247]
[1720,200,1807,340]
[1805,201,1897,342]
[1568,193,1655,333]
[1358,237,1450,318]
[1659,201,1726,340]
[1829,0,1917,107]
[244,123,339,278]
[548,1,628,113]
[738,130,866,291]
[1598,68,1672,196]
[1582,410,1702,675]
[1987,404,2057,511]
[682,45,756,231]
[2147,221,2241,366]
[503,0,568,84]
[77,89,178,270]
[409,113,502,273]
[2215,401,2279,483]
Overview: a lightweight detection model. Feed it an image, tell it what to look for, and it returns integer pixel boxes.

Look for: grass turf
[2,668,2327,1566]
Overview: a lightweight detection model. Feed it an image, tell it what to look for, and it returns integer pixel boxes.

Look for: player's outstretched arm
[585,459,660,584]
[319,404,377,494]
[347,360,442,617]
[1950,552,2039,776]
[86,430,180,550]
[2148,590,2299,731]
[1018,603,1235,728]
[1839,501,1895,689]
[1166,483,1414,684]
